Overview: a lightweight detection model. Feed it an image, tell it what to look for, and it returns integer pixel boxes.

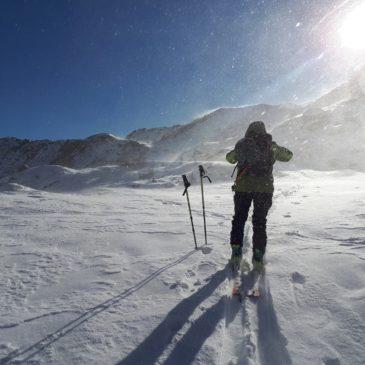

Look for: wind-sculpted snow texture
[0,171,364,364]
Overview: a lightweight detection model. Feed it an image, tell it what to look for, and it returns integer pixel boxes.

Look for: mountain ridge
[1,66,364,178]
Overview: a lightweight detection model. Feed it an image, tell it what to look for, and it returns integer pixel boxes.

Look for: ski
[231,258,251,302]
[231,261,265,301]
[247,288,260,298]
[246,265,265,300]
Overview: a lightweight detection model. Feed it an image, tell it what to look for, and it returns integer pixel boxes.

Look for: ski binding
[247,289,260,298]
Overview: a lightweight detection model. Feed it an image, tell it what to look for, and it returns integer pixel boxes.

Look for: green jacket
[226,141,293,193]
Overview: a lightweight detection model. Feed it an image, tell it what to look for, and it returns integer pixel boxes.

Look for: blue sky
[0,0,364,140]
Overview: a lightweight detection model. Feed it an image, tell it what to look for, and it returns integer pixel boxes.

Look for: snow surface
[0,170,364,365]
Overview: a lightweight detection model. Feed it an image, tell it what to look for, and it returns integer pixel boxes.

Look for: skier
[226,121,293,267]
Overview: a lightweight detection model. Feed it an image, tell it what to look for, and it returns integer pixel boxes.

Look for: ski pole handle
[199,165,212,183]
[199,165,205,178]
[182,174,191,196]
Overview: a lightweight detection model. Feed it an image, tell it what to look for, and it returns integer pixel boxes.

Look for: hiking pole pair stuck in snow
[182,165,212,250]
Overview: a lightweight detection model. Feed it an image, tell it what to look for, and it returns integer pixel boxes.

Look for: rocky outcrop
[0,134,149,178]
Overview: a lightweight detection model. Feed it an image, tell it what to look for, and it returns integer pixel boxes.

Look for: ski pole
[182,174,198,250]
[198,165,212,245]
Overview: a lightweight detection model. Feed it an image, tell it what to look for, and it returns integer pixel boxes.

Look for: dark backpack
[235,134,274,178]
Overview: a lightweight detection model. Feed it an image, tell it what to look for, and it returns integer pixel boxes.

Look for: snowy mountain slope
[0,134,149,178]
[126,125,182,144]
[124,66,365,170]
[1,67,365,182]
[0,137,63,177]
[311,65,365,109]
[129,105,303,162]
[0,171,364,364]
[272,67,365,171]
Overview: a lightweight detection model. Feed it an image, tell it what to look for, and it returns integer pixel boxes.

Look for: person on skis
[226,121,293,267]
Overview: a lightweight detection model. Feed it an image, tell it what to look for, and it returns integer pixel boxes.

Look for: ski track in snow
[0,171,364,364]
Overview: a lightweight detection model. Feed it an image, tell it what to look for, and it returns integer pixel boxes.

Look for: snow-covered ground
[0,170,364,365]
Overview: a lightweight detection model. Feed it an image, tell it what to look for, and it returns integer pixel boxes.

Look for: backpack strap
[235,164,251,183]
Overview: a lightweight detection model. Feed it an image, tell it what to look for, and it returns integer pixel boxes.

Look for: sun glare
[339,2,365,50]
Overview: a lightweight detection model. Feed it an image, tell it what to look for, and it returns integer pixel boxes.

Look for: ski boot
[252,248,264,270]
[230,244,242,271]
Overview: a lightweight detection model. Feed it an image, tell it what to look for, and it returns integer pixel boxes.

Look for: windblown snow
[0,68,364,365]
[1,66,365,179]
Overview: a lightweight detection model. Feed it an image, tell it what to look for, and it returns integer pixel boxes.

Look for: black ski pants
[230,192,273,253]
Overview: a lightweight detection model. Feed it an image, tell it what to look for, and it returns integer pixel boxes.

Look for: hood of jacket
[245,121,267,138]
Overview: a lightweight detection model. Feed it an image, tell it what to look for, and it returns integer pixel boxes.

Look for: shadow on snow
[256,274,292,365]
[1,247,292,365]
[117,265,292,365]
[116,267,228,365]
[0,249,198,364]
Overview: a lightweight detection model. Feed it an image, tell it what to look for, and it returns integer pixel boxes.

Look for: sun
[338,2,365,50]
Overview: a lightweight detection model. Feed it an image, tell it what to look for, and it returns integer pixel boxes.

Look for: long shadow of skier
[161,268,266,365]
[162,296,226,365]
[256,273,293,365]
[0,249,198,365]
[116,265,229,365]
